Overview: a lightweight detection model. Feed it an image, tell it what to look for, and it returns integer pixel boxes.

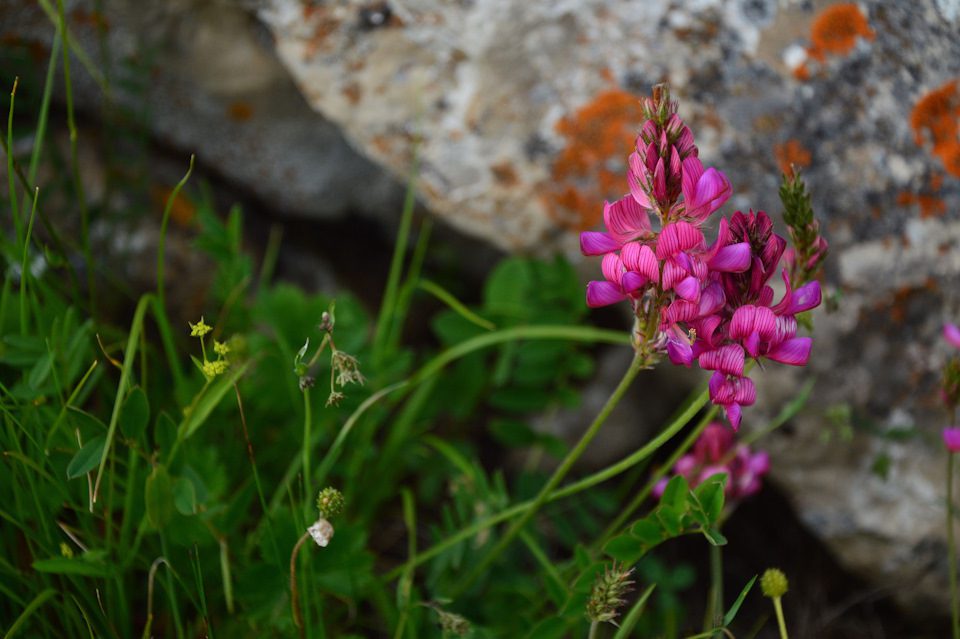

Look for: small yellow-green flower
[201,359,228,379]
[189,317,212,337]
[214,340,230,356]
[59,542,74,558]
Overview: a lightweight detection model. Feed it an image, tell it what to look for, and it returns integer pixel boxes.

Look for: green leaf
[27,351,53,389]
[660,475,689,513]
[723,575,757,627]
[483,257,533,319]
[67,407,107,437]
[66,434,105,479]
[691,475,726,526]
[154,412,177,456]
[602,534,647,564]
[656,505,683,537]
[173,476,197,515]
[32,556,113,577]
[120,386,149,440]
[145,465,173,529]
[488,419,540,448]
[701,527,727,547]
[178,360,250,441]
[630,518,663,546]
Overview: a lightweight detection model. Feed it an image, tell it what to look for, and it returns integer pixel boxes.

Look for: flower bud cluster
[580,85,824,429]
[653,422,769,501]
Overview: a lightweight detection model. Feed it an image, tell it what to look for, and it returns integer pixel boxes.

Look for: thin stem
[290,531,311,639]
[706,543,723,636]
[302,387,313,518]
[948,452,959,639]
[453,352,645,595]
[773,596,788,639]
[588,620,600,639]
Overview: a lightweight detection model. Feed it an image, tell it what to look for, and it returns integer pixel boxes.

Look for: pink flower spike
[945,324,960,349]
[944,427,960,453]
[586,281,626,308]
[766,337,813,366]
[580,231,620,256]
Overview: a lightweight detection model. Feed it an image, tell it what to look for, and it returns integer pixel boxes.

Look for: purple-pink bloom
[944,427,960,453]
[945,324,960,350]
[653,422,770,500]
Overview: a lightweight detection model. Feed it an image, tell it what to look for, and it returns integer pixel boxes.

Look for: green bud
[316,487,345,519]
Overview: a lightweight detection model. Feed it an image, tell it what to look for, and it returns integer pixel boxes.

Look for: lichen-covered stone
[259,0,960,613]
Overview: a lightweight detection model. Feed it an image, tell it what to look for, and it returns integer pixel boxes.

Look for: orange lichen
[227,101,254,122]
[774,139,812,177]
[897,172,949,218]
[546,88,645,231]
[794,4,874,81]
[910,80,960,177]
[490,161,518,187]
[807,4,874,62]
[342,83,362,105]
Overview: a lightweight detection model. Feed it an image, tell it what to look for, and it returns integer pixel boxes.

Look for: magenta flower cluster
[653,422,770,501]
[580,87,822,429]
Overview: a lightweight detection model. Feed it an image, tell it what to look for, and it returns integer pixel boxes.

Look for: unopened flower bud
[587,563,635,624]
[316,487,345,518]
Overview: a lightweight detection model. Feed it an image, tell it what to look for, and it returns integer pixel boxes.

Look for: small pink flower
[945,324,960,350]
[944,427,960,453]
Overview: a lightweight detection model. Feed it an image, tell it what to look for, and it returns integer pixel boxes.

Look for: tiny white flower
[308,519,334,547]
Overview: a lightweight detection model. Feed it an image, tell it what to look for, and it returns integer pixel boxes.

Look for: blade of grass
[417,278,495,331]
[19,188,39,335]
[612,584,657,639]
[392,488,417,639]
[6,77,21,246]
[387,216,432,352]
[3,588,56,639]
[92,294,153,505]
[56,0,95,312]
[373,145,419,368]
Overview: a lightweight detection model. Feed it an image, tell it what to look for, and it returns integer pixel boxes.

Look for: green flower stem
[948,452,959,639]
[383,367,704,583]
[302,387,313,518]
[598,405,715,549]
[587,621,599,639]
[451,352,646,596]
[706,543,723,636]
[773,596,788,639]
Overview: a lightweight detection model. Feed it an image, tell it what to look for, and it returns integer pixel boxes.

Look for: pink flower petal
[698,344,745,377]
[586,281,626,308]
[621,243,659,281]
[605,195,653,243]
[708,242,752,272]
[667,337,693,367]
[786,281,821,315]
[656,222,704,259]
[621,271,646,293]
[944,427,960,453]
[675,275,701,302]
[580,231,620,256]
[601,253,624,284]
[725,403,742,431]
[945,324,960,350]
[766,337,812,366]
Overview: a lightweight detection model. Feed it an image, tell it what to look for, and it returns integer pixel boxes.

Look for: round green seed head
[760,568,789,598]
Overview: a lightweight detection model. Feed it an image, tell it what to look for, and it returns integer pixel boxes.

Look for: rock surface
[1,0,405,224]
[257,0,960,612]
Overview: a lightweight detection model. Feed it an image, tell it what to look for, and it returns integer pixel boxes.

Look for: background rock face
[257,0,960,612]
[4,0,960,617]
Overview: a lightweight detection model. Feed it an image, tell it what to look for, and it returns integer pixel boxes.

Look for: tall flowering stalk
[581,84,825,430]
[942,323,960,639]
